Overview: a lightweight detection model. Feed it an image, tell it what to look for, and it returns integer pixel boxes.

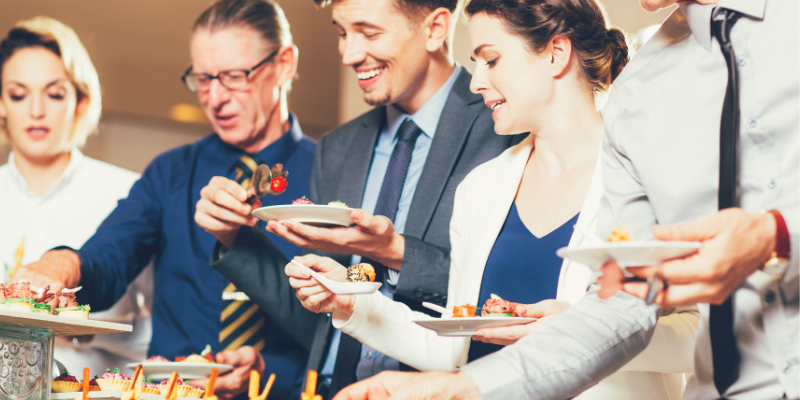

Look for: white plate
[291,260,382,295]
[125,362,232,380]
[252,205,354,227]
[413,317,538,336]
[556,241,702,271]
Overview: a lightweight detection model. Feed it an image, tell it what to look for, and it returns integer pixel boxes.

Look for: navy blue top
[468,202,579,362]
[75,115,315,399]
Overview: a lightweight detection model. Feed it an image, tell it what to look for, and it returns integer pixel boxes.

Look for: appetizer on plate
[51,370,81,393]
[141,378,160,395]
[176,344,214,363]
[96,368,133,391]
[327,200,348,207]
[346,263,376,283]
[54,287,90,319]
[606,225,631,242]
[481,295,519,317]
[89,376,101,392]
[157,376,204,398]
[292,196,314,205]
[146,355,172,362]
[452,304,477,317]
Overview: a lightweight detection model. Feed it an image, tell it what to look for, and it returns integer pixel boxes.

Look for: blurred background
[0,0,675,173]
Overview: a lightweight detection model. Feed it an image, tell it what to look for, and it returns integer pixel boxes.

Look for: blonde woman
[0,17,152,376]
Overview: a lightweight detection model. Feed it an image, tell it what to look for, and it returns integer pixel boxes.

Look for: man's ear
[549,35,573,78]
[424,8,452,53]
[275,45,298,89]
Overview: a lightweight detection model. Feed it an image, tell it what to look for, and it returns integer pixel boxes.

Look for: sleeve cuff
[776,203,799,283]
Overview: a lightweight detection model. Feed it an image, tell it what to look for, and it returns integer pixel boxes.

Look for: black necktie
[328,118,423,396]
[710,8,742,396]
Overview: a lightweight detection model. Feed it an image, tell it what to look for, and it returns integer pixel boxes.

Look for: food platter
[291,260,381,295]
[413,317,538,336]
[124,362,233,380]
[0,308,131,336]
[252,205,354,227]
[50,391,195,400]
[556,241,702,271]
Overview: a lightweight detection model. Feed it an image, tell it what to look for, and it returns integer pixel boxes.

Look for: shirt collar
[218,112,305,173]
[682,0,767,51]
[385,65,462,140]
[7,147,84,198]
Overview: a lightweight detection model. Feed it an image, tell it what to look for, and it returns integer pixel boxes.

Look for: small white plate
[556,241,702,271]
[125,361,233,380]
[291,260,382,295]
[252,205,354,227]
[413,317,538,336]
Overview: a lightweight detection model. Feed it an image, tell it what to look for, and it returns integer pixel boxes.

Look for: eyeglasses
[181,49,279,93]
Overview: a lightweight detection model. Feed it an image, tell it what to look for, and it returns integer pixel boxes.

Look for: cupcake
[52,370,81,393]
[142,378,160,395]
[96,368,132,391]
[89,376,101,392]
[158,377,204,398]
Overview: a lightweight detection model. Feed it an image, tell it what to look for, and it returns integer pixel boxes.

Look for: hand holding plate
[473,300,567,345]
[285,255,354,316]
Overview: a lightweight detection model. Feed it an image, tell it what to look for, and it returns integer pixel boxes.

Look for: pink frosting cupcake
[158,377,204,398]
[95,368,132,392]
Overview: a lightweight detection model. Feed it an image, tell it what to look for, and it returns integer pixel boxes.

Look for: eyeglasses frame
[181,49,280,93]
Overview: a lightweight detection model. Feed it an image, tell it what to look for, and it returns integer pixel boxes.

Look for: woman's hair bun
[602,27,630,89]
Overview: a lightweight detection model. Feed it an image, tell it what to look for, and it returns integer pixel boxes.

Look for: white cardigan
[334,137,699,400]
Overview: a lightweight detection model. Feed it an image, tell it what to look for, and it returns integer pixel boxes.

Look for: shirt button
[365,351,373,359]
[414,289,423,299]
[748,118,757,128]
[783,362,794,374]
[423,293,432,300]
[764,290,776,304]
[768,179,777,189]
[737,58,746,67]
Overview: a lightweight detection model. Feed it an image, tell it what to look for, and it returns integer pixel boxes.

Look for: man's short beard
[363,87,392,107]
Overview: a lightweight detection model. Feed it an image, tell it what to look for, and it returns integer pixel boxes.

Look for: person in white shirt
[286,0,698,399]
[0,17,152,377]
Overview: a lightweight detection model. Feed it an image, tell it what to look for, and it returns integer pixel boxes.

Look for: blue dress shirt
[320,66,462,382]
[75,115,316,400]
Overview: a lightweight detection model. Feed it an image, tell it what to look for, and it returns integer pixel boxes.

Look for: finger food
[346,263,376,283]
[326,200,347,208]
[452,304,477,317]
[52,370,82,393]
[292,196,314,205]
[481,294,519,317]
[606,225,631,242]
[158,376,204,398]
[177,344,214,363]
[96,368,133,391]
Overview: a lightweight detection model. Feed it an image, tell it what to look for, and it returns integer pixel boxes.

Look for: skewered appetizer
[346,263,376,283]
[292,196,314,205]
[606,225,631,242]
[51,370,81,393]
[452,304,477,317]
[481,294,520,317]
[157,377,205,398]
[96,368,133,391]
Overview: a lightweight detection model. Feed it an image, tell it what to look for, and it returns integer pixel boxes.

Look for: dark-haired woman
[0,17,152,377]
[291,0,698,398]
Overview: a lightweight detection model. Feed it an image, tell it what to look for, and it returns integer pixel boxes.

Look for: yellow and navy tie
[219,155,267,352]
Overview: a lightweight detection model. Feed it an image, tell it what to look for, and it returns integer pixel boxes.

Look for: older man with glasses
[10,1,318,399]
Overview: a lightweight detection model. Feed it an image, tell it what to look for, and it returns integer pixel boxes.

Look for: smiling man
[195,0,524,398]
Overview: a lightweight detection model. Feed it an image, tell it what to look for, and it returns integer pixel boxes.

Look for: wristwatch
[761,210,791,277]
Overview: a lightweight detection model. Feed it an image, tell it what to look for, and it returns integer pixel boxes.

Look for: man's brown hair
[313,0,459,23]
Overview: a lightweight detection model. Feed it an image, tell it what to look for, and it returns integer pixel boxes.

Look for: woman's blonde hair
[0,16,101,148]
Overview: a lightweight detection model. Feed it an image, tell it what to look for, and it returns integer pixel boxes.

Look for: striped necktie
[219,155,267,352]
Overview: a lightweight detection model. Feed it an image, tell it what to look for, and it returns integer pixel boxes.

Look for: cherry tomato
[270,176,287,192]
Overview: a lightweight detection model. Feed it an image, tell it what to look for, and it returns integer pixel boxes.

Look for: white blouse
[0,148,153,376]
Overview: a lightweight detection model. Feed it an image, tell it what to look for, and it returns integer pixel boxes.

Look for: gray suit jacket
[212,67,524,378]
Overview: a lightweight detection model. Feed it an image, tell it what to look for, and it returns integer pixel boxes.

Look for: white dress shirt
[461,1,798,399]
[0,148,153,376]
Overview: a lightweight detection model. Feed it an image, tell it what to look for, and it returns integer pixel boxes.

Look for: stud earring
[551,55,554,63]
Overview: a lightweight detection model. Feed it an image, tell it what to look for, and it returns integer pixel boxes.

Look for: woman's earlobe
[551,55,554,64]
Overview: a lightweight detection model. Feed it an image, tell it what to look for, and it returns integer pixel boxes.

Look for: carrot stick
[249,370,261,399]
[204,368,219,400]
[257,374,276,400]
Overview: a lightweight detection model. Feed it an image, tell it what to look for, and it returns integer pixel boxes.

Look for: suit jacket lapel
[337,108,385,209]
[404,68,482,239]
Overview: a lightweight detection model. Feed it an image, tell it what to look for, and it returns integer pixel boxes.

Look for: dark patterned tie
[219,155,268,352]
[329,118,423,396]
[710,8,742,397]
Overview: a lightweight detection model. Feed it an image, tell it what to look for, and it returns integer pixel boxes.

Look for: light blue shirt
[321,66,462,383]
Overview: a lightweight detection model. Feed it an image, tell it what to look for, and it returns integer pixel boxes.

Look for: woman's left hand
[472,299,571,345]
